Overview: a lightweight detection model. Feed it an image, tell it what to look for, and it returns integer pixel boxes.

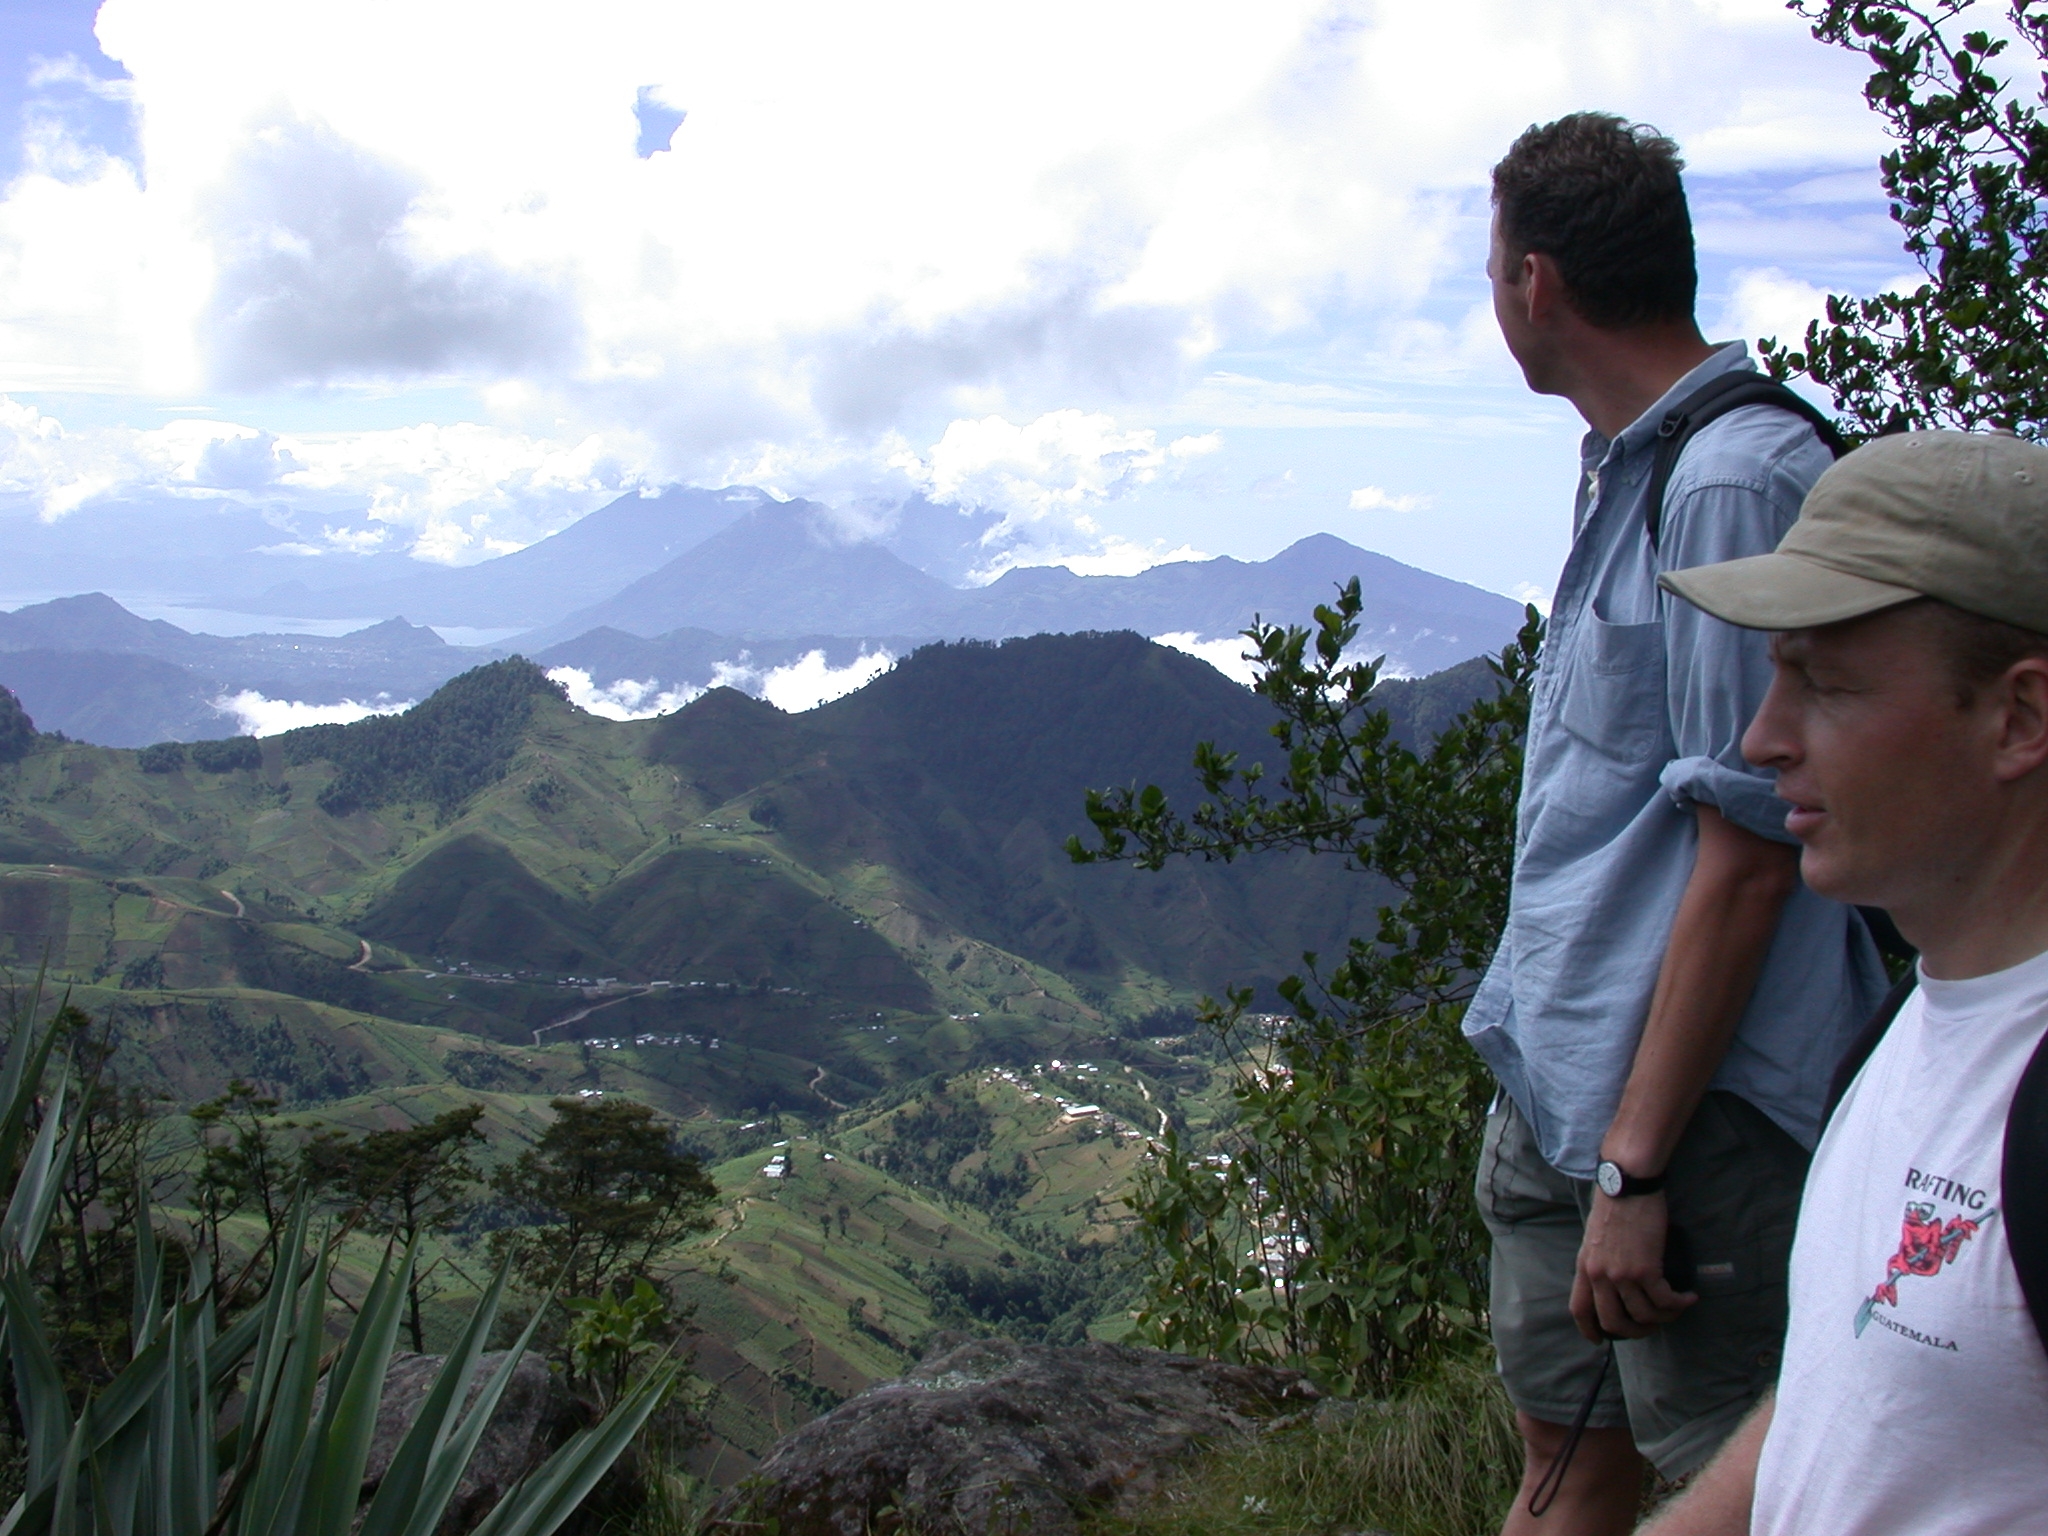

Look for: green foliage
[493,1096,720,1301]
[279,658,566,818]
[136,742,186,775]
[39,1006,165,1390]
[915,1244,1138,1346]
[564,1277,669,1406]
[301,1104,486,1351]
[0,686,34,765]
[190,736,263,773]
[0,994,678,1536]
[1763,0,2048,436]
[525,773,566,813]
[867,1085,994,1188]
[190,1081,290,1298]
[1071,583,1542,1394]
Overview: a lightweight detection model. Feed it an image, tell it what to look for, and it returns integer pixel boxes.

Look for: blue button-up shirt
[1462,343,1888,1179]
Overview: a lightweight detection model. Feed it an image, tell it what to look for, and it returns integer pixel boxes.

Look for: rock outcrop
[357,1350,584,1534]
[706,1337,1319,1535]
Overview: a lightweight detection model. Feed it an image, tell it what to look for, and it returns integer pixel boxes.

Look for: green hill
[0,633,1501,1477]
[0,635,1422,1049]
[663,1045,1223,1478]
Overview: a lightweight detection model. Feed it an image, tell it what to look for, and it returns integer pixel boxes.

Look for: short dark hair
[1491,112,1696,329]
[1915,599,2048,706]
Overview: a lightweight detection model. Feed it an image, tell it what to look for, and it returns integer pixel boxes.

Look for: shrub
[191,735,263,772]
[1073,585,1541,1395]
[137,741,186,773]
[0,685,34,764]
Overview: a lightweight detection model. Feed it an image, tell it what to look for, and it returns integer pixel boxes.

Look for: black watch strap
[1596,1159,1666,1198]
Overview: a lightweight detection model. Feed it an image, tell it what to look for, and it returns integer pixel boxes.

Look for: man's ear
[1992,657,2048,783]
[1523,251,1567,326]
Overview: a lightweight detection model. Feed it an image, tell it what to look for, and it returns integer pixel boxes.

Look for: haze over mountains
[1,483,1525,746]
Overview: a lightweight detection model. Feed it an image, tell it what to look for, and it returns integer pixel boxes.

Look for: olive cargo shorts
[1476,1090,1808,1479]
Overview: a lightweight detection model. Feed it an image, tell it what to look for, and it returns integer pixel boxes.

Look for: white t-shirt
[1752,947,2048,1535]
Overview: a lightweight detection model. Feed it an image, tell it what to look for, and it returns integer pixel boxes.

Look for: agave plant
[0,994,677,1536]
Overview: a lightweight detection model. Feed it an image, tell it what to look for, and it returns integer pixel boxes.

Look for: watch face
[1596,1161,1624,1198]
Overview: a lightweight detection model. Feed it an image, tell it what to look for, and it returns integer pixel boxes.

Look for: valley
[0,628,1495,1476]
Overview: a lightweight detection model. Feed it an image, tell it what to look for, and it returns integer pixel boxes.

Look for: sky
[0,0,1922,606]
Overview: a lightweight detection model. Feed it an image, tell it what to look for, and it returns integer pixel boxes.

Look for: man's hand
[1577,805,1796,1343]
[1572,1188,1697,1341]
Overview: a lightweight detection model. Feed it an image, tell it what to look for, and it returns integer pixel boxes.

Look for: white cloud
[1052,540,1208,578]
[547,666,702,720]
[1680,87,1889,176]
[1172,372,1463,432]
[886,409,1220,575]
[900,410,1169,517]
[0,0,1881,424]
[213,689,411,735]
[1153,631,1259,687]
[1349,485,1432,513]
[275,422,642,559]
[753,649,896,712]
[0,396,647,559]
[1715,267,1832,350]
[0,0,1915,595]
[550,648,894,720]
[201,114,579,390]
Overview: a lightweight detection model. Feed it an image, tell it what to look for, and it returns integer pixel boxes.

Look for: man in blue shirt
[1466,114,1886,1533]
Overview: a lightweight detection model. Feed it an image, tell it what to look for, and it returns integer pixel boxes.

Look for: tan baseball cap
[1658,430,2048,632]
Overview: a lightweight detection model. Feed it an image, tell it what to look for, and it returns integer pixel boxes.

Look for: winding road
[807,1064,847,1109]
[530,986,651,1046]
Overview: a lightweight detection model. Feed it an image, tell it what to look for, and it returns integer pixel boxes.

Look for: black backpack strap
[1645,373,1850,551]
[2002,1029,2048,1353]
[1822,972,1918,1127]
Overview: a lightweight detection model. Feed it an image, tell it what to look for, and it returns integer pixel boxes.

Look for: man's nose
[1742,677,1797,769]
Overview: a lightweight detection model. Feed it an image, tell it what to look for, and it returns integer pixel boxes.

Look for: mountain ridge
[522,499,962,647]
[520,524,1524,678]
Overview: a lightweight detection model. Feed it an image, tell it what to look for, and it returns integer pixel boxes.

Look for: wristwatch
[1595,1159,1667,1198]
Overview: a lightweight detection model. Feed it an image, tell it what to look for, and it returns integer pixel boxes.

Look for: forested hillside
[0,632,1501,1474]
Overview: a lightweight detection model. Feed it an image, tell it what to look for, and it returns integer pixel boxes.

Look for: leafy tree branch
[1765,0,2048,437]
[1069,584,1542,1392]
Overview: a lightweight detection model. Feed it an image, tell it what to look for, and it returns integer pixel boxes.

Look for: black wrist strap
[1528,1343,1613,1518]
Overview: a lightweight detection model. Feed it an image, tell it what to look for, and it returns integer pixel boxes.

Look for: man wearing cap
[1473,114,1889,1529]
[1643,430,2048,1534]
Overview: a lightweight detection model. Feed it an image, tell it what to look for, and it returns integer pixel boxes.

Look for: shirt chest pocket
[1554,613,1667,766]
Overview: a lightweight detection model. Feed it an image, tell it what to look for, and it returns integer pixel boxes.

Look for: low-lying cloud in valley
[1151,633,1259,688]
[547,648,896,720]
[214,689,413,736]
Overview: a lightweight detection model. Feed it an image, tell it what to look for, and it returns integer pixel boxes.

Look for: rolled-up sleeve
[1654,427,1828,843]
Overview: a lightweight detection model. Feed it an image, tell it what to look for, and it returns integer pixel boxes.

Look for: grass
[1084,1358,1521,1536]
